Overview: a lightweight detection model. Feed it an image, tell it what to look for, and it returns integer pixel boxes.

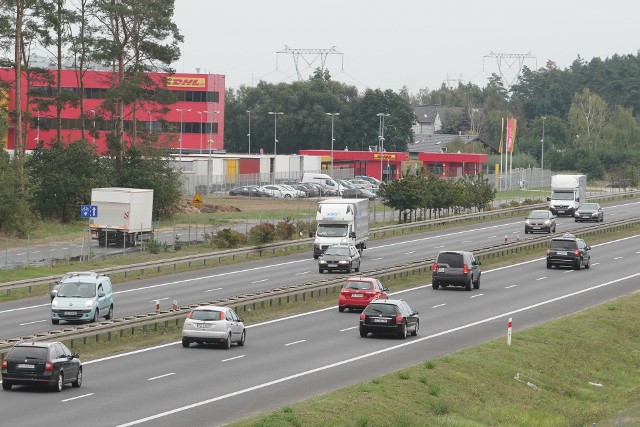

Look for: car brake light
[359,313,366,321]
[44,361,54,371]
[187,310,194,319]
[432,262,438,272]
[574,249,580,256]
[463,264,469,274]
[1,359,6,369]
[219,311,225,320]
[395,315,404,324]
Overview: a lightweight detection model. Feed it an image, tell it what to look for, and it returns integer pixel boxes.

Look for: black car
[546,233,591,269]
[318,243,361,273]
[432,250,481,291]
[574,203,604,222]
[2,341,82,391]
[341,187,376,200]
[525,210,557,234]
[228,185,266,197]
[359,299,419,339]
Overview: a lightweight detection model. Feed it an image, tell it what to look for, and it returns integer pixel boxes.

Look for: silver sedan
[181,305,246,349]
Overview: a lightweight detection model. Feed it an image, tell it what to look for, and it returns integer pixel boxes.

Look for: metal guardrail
[1,217,638,357]
[3,189,638,294]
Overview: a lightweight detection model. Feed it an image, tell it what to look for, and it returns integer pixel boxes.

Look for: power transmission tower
[483,51,537,93]
[444,73,463,89]
[276,45,344,81]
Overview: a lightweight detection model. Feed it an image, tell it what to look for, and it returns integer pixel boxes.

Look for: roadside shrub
[211,228,248,248]
[144,238,169,254]
[275,218,297,240]
[249,222,276,244]
[296,219,316,238]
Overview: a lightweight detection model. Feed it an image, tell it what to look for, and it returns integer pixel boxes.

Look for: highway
[0,232,638,426]
[1,199,639,341]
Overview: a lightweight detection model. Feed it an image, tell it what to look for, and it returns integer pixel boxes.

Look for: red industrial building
[0,69,225,154]
[299,149,487,181]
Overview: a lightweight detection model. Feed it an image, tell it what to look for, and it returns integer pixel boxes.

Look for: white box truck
[313,198,369,258]
[90,188,154,247]
[548,174,587,216]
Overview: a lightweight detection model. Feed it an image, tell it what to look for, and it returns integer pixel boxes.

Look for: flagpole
[499,118,504,191]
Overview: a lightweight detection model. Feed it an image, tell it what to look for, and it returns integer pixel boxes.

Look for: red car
[338,277,389,312]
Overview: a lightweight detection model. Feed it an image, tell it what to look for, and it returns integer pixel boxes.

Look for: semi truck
[548,174,587,216]
[313,198,369,258]
[89,188,154,247]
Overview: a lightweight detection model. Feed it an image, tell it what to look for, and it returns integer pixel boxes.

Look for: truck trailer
[89,188,154,247]
[313,198,369,258]
[548,174,587,216]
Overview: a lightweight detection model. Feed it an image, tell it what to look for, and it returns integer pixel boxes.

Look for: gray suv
[432,251,481,291]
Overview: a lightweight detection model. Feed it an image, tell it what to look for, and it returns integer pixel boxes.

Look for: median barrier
[1,217,637,358]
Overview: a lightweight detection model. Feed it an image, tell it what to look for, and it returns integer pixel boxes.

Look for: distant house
[412,105,443,135]
[409,134,485,155]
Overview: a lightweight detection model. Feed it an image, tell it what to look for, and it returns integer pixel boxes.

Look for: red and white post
[155,300,160,313]
[507,317,513,345]
[172,300,178,311]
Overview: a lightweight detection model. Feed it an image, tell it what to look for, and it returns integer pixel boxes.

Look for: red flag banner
[506,118,516,153]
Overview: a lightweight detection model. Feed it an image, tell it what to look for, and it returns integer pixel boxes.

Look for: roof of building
[409,134,481,153]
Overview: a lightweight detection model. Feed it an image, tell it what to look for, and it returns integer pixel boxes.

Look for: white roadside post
[507,317,513,346]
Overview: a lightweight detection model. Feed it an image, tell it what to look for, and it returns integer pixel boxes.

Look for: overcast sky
[172,0,639,95]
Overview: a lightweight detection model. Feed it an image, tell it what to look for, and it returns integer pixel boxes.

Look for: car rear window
[191,310,222,321]
[437,252,464,267]
[364,304,399,315]
[345,281,373,290]
[9,346,48,360]
[550,240,577,250]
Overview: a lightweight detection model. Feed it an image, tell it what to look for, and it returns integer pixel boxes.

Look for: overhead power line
[276,45,344,81]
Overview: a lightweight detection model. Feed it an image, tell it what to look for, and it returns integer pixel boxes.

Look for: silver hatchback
[181,306,246,349]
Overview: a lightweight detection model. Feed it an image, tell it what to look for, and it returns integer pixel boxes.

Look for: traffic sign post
[80,205,98,218]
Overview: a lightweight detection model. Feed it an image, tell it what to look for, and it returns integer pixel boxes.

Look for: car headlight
[592,213,598,217]
[51,300,58,308]
[525,219,531,225]
[574,212,580,217]
[338,260,348,264]
[544,220,550,225]
[84,300,94,308]
[319,260,327,265]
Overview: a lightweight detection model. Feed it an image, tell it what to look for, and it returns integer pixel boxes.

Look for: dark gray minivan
[432,251,481,291]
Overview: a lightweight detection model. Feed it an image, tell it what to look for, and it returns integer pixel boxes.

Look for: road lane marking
[536,277,546,281]
[404,251,415,255]
[148,373,175,381]
[251,279,269,284]
[462,240,472,244]
[222,355,246,362]
[203,288,223,293]
[505,285,517,288]
[62,393,94,402]
[470,294,483,298]
[149,297,170,303]
[432,303,446,308]
[340,326,357,332]
[614,256,623,260]
[296,271,311,275]
[284,340,306,346]
[435,245,444,249]
[371,257,383,261]
[19,319,47,326]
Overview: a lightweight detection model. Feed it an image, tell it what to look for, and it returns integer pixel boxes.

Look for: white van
[302,173,343,195]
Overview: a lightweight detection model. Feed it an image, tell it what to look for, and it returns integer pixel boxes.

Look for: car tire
[398,323,407,339]
[347,265,352,274]
[106,305,113,320]
[92,309,99,323]
[52,319,59,325]
[474,274,481,290]
[359,327,368,338]
[2,382,12,390]
[284,194,292,198]
[600,216,604,222]
[585,258,591,269]
[411,321,419,336]
[181,338,190,348]
[575,259,582,270]
[553,225,557,232]
[224,333,232,350]
[338,306,345,312]
[465,278,472,291]
[319,268,324,274]
[72,368,82,388]
[237,330,246,347]
[432,281,439,290]
[313,254,319,259]
[355,263,360,273]
[547,261,552,269]
[54,372,63,392]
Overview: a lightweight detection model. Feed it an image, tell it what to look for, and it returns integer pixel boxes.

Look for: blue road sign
[80,205,98,218]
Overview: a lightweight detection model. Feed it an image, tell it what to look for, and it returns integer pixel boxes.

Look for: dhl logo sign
[373,153,396,160]
[166,77,205,88]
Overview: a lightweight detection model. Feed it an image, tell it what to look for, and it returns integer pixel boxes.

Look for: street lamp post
[197,111,204,154]
[268,111,284,184]
[146,110,152,133]
[203,110,219,188]
[541,116,546,172]
[246,110,252,154]
[377,113,390,181]
[89,109,95,143]
[176,108,191,163]
[326,112,339,176]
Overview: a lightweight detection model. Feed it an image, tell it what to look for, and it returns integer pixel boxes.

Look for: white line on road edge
[116,270,640,427]
[148,373,175,381]
[222,355,246,362]
[62,393,94,402]
[284,340,306,346]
